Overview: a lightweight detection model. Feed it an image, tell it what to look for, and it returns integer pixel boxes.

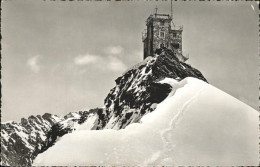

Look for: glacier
[33,77,259,166]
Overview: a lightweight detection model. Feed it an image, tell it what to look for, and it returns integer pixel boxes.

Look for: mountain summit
[102,48,207,129]
[1,49,207,166]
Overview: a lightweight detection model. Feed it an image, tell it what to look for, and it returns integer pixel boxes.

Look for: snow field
[34,77,259,166]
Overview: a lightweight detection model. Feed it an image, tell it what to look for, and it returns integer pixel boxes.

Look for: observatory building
[142,8,188,62]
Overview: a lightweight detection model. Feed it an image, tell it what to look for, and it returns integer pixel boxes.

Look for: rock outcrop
[1,113,63,166]
[103,48,207,129]
[1,110,102,166]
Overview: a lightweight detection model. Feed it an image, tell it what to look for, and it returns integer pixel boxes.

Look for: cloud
[73,52,127,73]
[74,54,100,65]
[104,45,124,55]
[107,56,127,72]
[27,55,41,73]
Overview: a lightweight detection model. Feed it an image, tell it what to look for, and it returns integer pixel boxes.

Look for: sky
[1,1,259,122]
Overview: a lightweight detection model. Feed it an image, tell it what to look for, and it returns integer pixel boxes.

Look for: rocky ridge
[1,113,63,166]
[102,48,207,129]
[1,109,102,166]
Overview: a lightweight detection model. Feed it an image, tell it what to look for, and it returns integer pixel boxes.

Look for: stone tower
[142,10,188,62]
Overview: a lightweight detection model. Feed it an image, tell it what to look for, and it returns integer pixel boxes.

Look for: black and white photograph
[1,0,259,166]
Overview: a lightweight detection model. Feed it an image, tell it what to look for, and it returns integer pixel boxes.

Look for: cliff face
[103,49,207,129]
[1,110,102,166]
[1,49,206,166]
[1,113,63,166]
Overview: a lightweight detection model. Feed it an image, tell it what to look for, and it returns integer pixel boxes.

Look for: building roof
[146,13,172,25]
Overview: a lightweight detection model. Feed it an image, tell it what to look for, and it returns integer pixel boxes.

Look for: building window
[160,21,165,26]
[172,33,177,38]
[159,31,165,38]
[160,43,164,48]
[171,43,180,49]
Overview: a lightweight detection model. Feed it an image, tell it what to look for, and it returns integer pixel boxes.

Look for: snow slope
[33,77,259,166]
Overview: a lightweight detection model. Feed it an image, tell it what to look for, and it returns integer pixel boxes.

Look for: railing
[154,13,171,19]
[172,25,183,30]
[171,37,182,42]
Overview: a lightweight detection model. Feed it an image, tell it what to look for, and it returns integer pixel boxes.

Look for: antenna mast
[171,0,173,19]
[155,5,158,15]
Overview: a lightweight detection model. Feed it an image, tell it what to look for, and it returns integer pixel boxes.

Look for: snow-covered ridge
[34,77,259,166]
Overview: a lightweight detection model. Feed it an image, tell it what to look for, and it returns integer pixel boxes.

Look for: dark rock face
[103,49,207,129]
[1,49,207,166]
[1,114,63,166]
[1,110,102,166]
